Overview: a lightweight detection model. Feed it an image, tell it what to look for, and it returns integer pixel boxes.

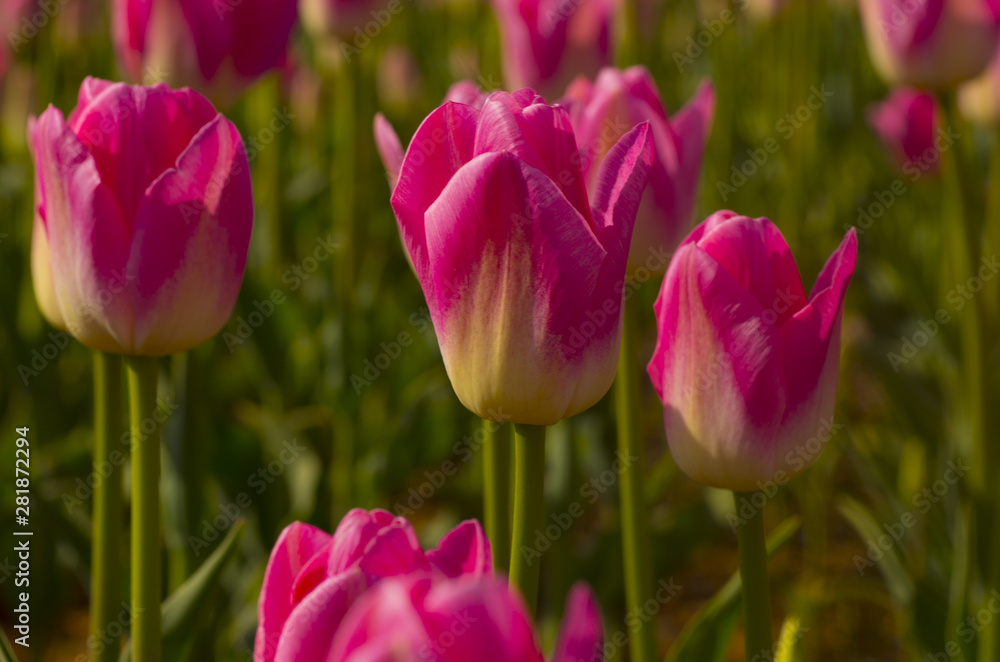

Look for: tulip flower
[867,87,942,175]
[386,89,653,426]
[255,510,492,662]
[112,0,297,99]
[29,77,253,356]
[562,67,715,273]
[327,576,602,662]
[647,211,857,492]
[489,0,618,97]
[858,0,1000,88]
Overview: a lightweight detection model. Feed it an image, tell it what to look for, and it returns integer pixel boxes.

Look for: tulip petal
[694,213,807,326]
[255,522,333,662]
[552,584,603,662]
[373,113,404,189]
[391,101,479,294]
[779,229,857,419]
[357,524,429,578]
[28,108,134,351]
[127,114,252,355]
[327,509,401,574]
[427,520,493,578]
[273,570,369,662]
[424,151,605,424]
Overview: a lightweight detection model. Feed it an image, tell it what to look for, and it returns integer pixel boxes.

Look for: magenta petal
[390,101,479,294]
[127,114,253,356]
[255,522,333,662]
[779,229,858,413]
[373,113,405,189]
[694,214,807,326]
[552,584,604,662]
[272,570,369,662]
[423,578,544,662]
[29,107,133,351]
[588,122,654,252]
[427,520,493,579]
[357,524,430,578]
[423,151,605,424]
[326,508,397,574]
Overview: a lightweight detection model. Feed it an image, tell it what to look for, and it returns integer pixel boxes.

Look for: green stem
[483,419,511,574]
[126,356,161,662]
[92,352,123,662]
[735,491,773,660]
[509,424,546,616]
[614,301,657,662]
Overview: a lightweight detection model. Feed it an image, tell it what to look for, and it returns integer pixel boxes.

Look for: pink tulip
[647,212,857,491]
[328,576,603,662]
[562,67,715,273]
[255,510,492,662]
[489,0,618,97]
[387,89,653,425]
[112,0,297,99]
[28,77,252,356]
[858,0,1000,87]
[867,87,942,175]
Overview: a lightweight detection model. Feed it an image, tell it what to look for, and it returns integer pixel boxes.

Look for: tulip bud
[112,0,297,100]
[647,212,857,491]
[387,89,654,425]
[28,77,253,356]
[489,0,618,98]
[858,0,1000,88]
[867,87,943,175]
[255,510,492,662]
[561,67,715,273]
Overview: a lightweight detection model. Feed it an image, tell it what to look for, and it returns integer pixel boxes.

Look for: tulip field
[2,0,1000,660]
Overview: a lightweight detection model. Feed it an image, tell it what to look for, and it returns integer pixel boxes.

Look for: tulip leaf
[0,628,19,662]
[664,516,801,662]
[119,520,246,662]
[835,496,915,608]
[773,615,806,662]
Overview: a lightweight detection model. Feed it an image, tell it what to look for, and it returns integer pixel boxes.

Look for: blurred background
[0,0,990,659]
